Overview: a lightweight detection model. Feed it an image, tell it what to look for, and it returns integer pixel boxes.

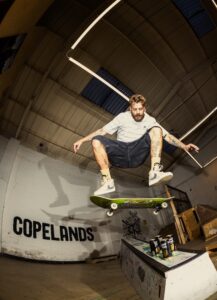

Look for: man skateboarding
[73,94,199,196]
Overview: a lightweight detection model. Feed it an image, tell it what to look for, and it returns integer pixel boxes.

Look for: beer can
[166,239,172,256]
[161,240,169,258]
[149,239,156,256]
[154,239,161,255]
[149,239,160,256]
[155,235,163,247]
[166,235,175,253]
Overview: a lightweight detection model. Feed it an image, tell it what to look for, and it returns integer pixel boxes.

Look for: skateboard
[90,195,173,217]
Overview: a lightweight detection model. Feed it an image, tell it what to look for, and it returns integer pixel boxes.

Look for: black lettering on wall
[23,219,32,237]
[42,223,50,240]
[78,227,86,241]
[60,226,69,241]
[13,216,22,235]
[50,224,60,241]
[68,227,78,241]
[87,227,94,241]
[12,217,95,242]
[32,221,41,239]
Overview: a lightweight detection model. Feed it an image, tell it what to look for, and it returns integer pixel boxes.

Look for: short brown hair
[129,94,146,107]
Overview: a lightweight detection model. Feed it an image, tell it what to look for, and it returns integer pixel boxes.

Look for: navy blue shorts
[92,133,151,168]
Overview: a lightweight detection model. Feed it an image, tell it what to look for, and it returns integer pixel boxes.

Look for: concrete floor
[0,254,217,300]
[0,255,140,300]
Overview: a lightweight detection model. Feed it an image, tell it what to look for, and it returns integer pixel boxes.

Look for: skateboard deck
[90,195,173,216]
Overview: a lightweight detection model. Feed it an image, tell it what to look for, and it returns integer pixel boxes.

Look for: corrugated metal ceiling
[0,0,216,182]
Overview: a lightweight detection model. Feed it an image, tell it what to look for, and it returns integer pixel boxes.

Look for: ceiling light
[71,0,122,50]
[68,56,129,101]
[211,0,217,9]
[203,155,217,168]
[180,106,217,141]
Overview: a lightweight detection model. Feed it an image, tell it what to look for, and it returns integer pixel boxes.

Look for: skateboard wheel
[153,210,159,215]
[161,202,168,209]
[107,211,114,217]
[111,203,118,210]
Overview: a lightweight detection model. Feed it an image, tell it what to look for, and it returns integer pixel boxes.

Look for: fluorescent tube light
[71,0,122,50]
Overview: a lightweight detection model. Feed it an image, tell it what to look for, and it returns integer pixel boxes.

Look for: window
[81,68,133,115]
[172,0,216,38]
[0,34,26,73]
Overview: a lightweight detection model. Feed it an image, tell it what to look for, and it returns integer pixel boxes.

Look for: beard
[131,113,145,122]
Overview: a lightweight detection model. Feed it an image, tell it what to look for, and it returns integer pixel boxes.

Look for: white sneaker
[149,164,173,187]
[94,179,115,196]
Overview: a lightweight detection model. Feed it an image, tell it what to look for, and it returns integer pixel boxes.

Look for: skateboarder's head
[129,94,146,122]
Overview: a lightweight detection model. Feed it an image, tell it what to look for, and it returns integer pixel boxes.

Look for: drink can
[161,239,169,258]
[149,239,156,256]
[154,239,161,255]
[166,239,172,256]
[166,235,175,253]
[155,235,162,247]
[149,239,160,256]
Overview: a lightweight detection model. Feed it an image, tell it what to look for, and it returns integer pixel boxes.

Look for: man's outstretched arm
[73,128,107,153]
[164,133,199,153]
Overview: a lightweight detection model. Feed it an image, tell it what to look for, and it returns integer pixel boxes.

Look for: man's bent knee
[92,137,104,150]
[92,139,101,147]
[149,127,163,137]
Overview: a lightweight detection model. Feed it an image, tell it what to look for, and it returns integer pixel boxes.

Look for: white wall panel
[0,139,122,261]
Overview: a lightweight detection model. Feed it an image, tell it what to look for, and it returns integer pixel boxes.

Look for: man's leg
[148,127,173,186]
[149,127,163,169]
[92,139,110,173]
[92,139,115,195]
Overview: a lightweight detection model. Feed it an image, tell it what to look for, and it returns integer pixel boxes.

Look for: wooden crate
[202,218,217,241]
[178,208,201,241]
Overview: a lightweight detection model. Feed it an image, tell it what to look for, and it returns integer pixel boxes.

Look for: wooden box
[202,218,217,241]
[178,208,201,241]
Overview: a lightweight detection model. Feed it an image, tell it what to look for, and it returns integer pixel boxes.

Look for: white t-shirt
[103,111,168,142]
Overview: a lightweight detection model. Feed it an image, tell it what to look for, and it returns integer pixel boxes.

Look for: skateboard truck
[153,202,168,215]
[107,203,118,217]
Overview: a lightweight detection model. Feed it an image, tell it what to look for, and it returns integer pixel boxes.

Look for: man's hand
[183,143,199,153]
[73,140,83,153]
[164,133,199,153]
[72,128,107,154]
